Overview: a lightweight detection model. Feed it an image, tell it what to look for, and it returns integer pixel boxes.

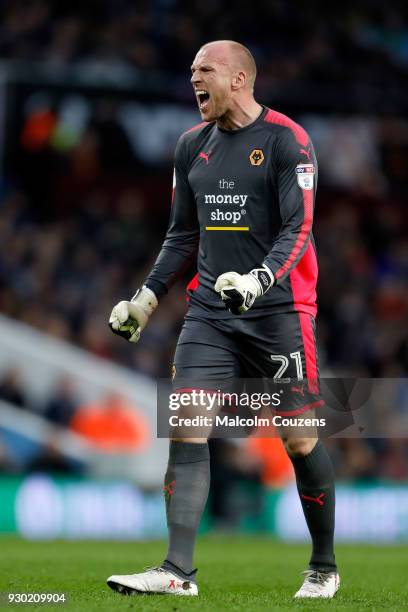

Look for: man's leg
[162,439,210,578]
[107,433,210,595]
[238,311,339,597]
[107,317,239,596]
[283,437,336,572]
[163,318,239,578]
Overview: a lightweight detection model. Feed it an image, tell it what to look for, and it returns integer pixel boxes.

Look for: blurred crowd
[1,0,408,110]
[0,366,150,474]
[0,3,405,379]
[0,1,407,493]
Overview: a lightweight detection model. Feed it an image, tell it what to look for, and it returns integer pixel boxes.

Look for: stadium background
[0,0,407,576]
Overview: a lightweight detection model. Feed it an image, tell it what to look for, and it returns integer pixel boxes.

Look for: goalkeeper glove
[109,286,158,343]
[214,266,274,314]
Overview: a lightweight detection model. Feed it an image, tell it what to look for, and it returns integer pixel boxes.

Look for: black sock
[162,441,210,576]
[290,441,336,572]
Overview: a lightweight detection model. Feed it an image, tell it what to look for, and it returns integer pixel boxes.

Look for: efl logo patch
[296,164,315,190]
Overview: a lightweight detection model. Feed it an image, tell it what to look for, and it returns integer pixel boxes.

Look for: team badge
[295,164,315,190]
[249,149,264,166]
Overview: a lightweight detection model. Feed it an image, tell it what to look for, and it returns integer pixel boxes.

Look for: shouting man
[107,40,339,599]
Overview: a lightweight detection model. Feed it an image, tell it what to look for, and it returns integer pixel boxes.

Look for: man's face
[190,47,234,121]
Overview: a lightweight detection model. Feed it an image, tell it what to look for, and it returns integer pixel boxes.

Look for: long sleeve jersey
[145,106,318,318]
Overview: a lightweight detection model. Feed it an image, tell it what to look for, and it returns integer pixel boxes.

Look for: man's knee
[283,437,317,458]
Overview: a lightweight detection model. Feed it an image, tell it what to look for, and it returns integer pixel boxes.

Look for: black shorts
[173,312,323,416]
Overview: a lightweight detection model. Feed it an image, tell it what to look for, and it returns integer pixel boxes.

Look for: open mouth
[196,90,210,111]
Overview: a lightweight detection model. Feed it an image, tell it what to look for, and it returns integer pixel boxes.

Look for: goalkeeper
[107,39,339,599]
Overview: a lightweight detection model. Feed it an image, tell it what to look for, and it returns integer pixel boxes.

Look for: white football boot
[294,570,340,598]
[107,567,198,596]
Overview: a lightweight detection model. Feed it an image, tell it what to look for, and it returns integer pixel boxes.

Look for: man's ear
[232,70,246,90]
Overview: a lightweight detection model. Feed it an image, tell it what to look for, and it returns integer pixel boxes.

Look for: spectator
[43,375,78,427]
[0,367,27,409]
[70,392,150,452]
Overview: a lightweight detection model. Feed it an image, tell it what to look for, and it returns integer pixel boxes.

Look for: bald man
[108,40,339,599]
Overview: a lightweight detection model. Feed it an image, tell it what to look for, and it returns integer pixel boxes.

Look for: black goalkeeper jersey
[146,106,318,319]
